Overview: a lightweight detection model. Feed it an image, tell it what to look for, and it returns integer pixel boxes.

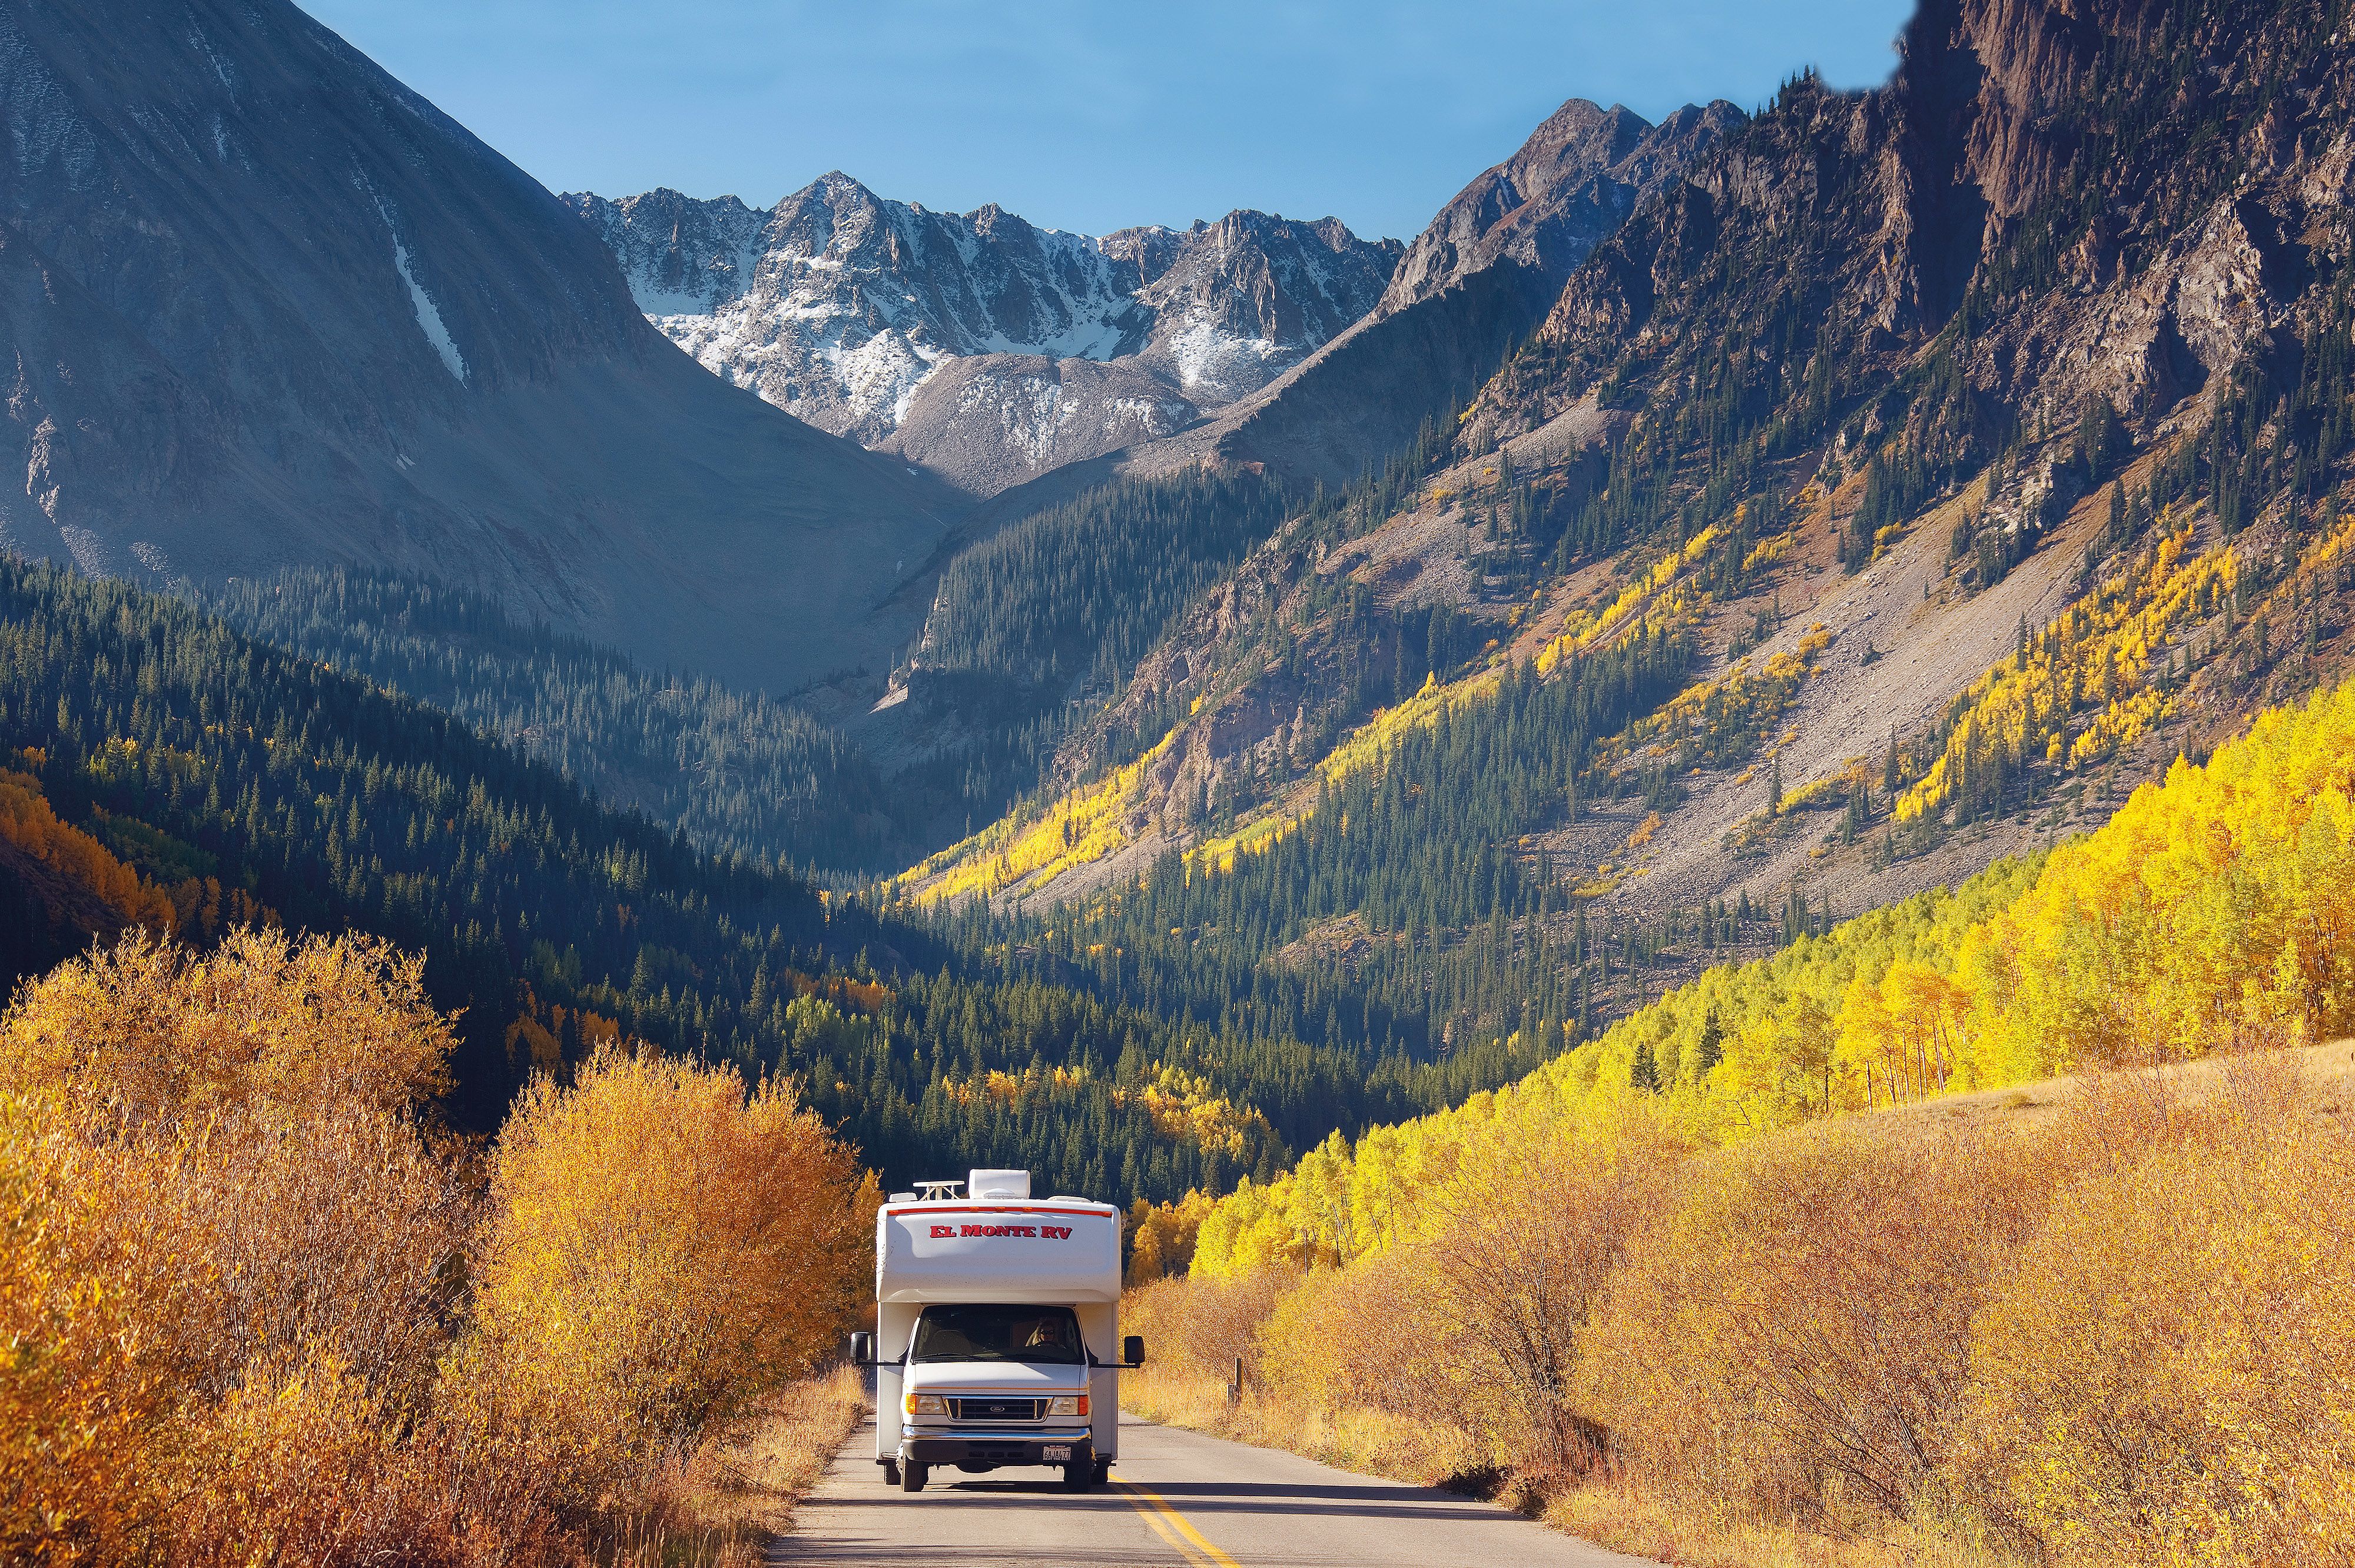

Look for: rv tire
[900,1460,928,1493]
[1094,1457,1112,1486]
[881,1460,900,1486]
[1063,1460,1093,1491]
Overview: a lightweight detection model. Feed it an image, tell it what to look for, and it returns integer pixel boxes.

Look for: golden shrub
[89,1104,476,1408]
[1261,1250,1481,1430]
[469,1045,875,1463]
[1,928,878,1564]
[0,930,497,1564]
[1415,1097,1686,1474]
[1958,1090,2355,1565]
[1125,1265,1291,1388]
[0,925,455,1131]
[162,1350,440,1568]
[1577,1118,2052,1528]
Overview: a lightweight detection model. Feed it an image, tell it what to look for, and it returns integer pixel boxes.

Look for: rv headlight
[904,1393,947,1417]
[1046,1394,1089,1417]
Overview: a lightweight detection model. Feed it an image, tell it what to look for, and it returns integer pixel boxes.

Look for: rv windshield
[909,1304,1087,1365]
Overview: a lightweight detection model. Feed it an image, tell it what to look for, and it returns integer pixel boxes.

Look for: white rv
[850,1168,1142,1493]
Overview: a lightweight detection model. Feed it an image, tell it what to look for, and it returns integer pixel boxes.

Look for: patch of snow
[188,25,236,89]
[575,181,1388,448]
[389,234,467,383]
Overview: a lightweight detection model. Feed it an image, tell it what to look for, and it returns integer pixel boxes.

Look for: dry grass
[608,1364,865,1568]
[1545,1481,2034,1568]
[1125,1367,1481,1487]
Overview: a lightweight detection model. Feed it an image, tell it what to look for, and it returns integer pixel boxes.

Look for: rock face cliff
[1380,98,1749,315]
[568,177,1401,494]
[911,0,2355,1063]
[1476,0,2348,454]
[0,0,962,697]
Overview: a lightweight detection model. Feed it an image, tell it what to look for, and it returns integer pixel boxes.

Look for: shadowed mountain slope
[0,0,963,697]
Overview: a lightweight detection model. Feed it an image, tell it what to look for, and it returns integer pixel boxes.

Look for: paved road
[774,1411,1654,1567]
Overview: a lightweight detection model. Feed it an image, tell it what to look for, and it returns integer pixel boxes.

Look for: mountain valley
[4,0,2353,1194]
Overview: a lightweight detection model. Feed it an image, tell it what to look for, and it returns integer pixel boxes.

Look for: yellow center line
[1115,1475,1241,1567]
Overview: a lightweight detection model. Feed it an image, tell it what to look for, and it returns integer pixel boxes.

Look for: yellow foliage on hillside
[1896,520,2232,822]
[1111,1062,1274,1159]
[1183,672,2355,1280]
[905,730,1178,903]
[1126,1187,1216,1285]
[0,766,178,932]
[1535,525,1722,675]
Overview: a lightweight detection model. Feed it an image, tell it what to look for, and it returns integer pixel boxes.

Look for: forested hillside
[198,570,908,871]
[0,558,1556,1201]
[1170,671,2355,1275]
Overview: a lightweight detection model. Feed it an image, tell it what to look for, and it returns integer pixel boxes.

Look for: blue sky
[308,0,1915,242]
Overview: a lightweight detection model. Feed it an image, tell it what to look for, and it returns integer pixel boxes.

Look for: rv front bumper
[898,1427,1094,1469]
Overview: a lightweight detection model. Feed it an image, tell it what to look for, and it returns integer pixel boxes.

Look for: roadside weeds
[610,1364,865,1567]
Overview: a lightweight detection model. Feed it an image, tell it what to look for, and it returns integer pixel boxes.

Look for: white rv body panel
[873,1191,1125,1470]
[878,1202,1122,1305]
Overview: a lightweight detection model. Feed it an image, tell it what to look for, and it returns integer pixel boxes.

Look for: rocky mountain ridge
[925,95,1750,531]
[566,176,1401,494]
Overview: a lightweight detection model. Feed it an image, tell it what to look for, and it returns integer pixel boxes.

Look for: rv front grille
[958,1441,1035,1464]
[947,1397,1044,1423]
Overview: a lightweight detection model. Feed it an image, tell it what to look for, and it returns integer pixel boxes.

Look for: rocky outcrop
[955,96,1744,516]
[0,0,963,697]
[1477,0,2352,447]
[1380,98,1747,315]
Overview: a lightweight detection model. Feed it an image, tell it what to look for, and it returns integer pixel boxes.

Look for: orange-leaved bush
[0,926,489,1565]
[0,1087,153,1563]
[469,1044,875,1465]
[2,926,888,1564]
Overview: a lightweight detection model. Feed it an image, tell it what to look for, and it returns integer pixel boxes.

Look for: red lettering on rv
[920,1221,1077,1240]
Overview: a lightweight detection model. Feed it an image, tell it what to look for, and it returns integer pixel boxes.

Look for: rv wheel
[1094,1457,1112,1486]
[881,1460,901,1487]
[1063,1460,1093,1491]
[900,1461,927,1493]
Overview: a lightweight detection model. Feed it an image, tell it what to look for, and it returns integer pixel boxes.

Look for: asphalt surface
[772,1410,1655,1567]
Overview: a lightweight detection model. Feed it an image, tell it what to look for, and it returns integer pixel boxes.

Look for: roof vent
[968,1168,1031,1200]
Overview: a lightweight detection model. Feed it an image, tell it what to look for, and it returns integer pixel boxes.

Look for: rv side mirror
[1123,1335,1146,1367]
[849,1331,874,1366]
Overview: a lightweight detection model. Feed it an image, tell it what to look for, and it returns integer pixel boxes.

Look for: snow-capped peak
[563,180,1401,490]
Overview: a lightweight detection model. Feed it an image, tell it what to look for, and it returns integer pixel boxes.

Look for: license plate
[1042,1444,1072,1461]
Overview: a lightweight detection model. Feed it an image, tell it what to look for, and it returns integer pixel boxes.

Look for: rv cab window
[909,1304,1087,1365]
